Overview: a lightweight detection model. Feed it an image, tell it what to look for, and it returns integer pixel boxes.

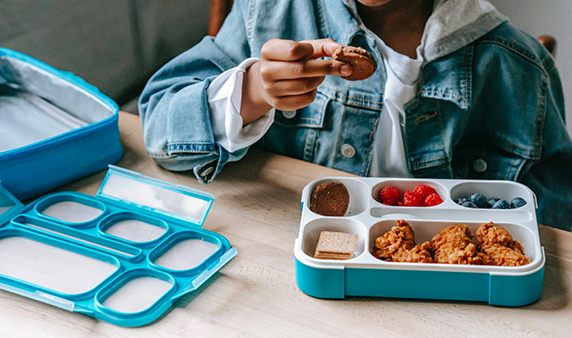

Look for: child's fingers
[261,39,315,61]
[265,76,326,97]
[261,59,351,81]
[257,38,351,111]
[261,38,344,61]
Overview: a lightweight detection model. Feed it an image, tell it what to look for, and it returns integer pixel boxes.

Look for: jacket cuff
[191,143,247,183]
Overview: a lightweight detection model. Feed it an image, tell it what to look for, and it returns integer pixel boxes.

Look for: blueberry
[461,201,478,208]
[469,193,487,208]
[486,198,500,209]
[510,197,527,209]
[492,199,509,209]
[456,197,468,205]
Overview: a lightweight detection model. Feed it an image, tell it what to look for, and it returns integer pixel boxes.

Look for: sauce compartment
[370,206,534,223]
[98,212,169,245]
[35,193,106,226]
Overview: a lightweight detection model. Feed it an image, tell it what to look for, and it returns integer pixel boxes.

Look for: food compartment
[0,229,119,295]
[96,269,175,315]
[35,193,106,226]
[149,231,223,273]
[99,212,168,244]
[300,218,367,260]
[305,178,369,217]
[451,181,533,210]
[372,179,448,207]
[368,219,540,269]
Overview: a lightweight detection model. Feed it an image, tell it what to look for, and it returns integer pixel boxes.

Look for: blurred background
[0,0,211,114]
[491,0,572,136]
[1,0,570,136]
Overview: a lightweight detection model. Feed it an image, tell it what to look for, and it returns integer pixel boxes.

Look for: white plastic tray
[294,177,544,306]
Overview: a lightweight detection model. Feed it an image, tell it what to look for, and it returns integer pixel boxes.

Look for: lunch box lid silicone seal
[0,166,236,327]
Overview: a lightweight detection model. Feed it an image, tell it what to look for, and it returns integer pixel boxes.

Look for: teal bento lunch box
[0,47,122,201]
[295,177,544,306]
[0,165,237,327]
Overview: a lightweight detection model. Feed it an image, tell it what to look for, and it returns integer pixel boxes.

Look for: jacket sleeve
[138,0,252,183]
[520,58,572,230]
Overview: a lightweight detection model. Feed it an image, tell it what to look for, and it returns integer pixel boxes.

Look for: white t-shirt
[366,28,424,178]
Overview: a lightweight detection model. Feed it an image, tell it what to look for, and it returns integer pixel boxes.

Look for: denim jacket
[139,0,572,229]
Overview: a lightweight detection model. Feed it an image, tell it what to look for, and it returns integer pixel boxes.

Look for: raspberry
[413,185,437,200]
[379,186,400,205]
[396,200,404,206]
[403,190,424,207]
[424,193,443,207]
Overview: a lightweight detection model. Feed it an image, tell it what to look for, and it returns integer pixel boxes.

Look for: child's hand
[241,38,351,126]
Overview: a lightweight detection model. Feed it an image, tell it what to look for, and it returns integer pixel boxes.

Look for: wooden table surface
[1,112,571,337]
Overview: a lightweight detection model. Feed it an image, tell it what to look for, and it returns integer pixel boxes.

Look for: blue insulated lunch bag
[0,47,123,200]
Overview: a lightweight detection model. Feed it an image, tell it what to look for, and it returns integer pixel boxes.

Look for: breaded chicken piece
[476,222,530,266]
[373,219,415,259]
[431,224,492,265]
[394,241,434,263]
[373,220,434,263]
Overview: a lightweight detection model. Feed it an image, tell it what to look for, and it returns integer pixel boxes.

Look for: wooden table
[1,112,571,337]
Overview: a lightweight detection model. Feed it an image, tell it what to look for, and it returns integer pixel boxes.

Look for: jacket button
[341,144,356,158]
[473,159,488,173]
[282,110,297,119]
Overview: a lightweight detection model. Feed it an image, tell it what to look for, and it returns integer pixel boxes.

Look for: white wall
[490,0,572,136]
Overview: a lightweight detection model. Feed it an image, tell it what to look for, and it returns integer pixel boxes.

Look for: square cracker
[313,231,358,260]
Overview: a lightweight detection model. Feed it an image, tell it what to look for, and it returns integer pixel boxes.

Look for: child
[139,0,572,230]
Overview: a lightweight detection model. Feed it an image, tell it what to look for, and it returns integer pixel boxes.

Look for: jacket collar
[318,0,507,111]
[334,0,508,62]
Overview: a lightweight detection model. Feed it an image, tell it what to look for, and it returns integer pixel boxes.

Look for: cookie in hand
[332,46,377,81]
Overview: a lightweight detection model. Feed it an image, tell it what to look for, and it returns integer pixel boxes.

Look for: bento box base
[295,258,544,306]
